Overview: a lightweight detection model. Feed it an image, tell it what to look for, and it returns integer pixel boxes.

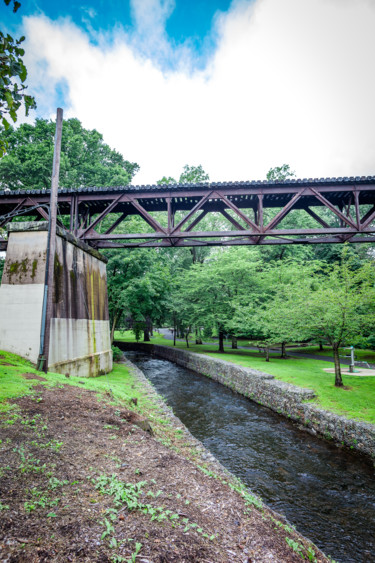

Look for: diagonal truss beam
[171,191,214,234]
[360,205,375,230]
[184,209,209,232]
[264,190,304,231]
[126,195,167,234]
[0,198,27,228]
[310,188,357,229]
[105,212,129,234]
[80,193,125,236]
[213,191,260,232]
[220,208,245,231]
[27,197,50,222]
[305,206,330,228]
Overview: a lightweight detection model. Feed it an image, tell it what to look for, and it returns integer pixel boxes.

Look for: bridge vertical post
[38,108,63,372]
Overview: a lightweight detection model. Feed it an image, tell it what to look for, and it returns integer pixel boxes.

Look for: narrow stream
[125,351,375,563]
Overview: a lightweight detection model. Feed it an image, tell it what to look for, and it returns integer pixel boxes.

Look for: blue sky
[3,0,232,65]
[2,0,375,185]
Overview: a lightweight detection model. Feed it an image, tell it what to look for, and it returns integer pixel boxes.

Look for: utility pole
[38,108,63,372]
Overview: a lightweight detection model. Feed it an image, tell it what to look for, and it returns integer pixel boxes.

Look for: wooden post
[38,108,63,372]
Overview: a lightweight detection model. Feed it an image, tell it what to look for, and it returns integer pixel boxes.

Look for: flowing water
[125,351,375,562]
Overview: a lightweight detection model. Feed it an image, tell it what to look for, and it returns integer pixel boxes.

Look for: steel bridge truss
[1,177,375,250]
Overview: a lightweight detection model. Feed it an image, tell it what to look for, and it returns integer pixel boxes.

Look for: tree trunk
[110,311,118,344]
[144,316,151,342]
[265,346,270,362]
[231,336,238,349]
[143,327,150,342]
[333,343,343,387]
[173,315,176,347]
[185,329,190,348]
[195,326,202,345]
[319,341,324,351]
[218,330,225,353]
[281,341,286,359]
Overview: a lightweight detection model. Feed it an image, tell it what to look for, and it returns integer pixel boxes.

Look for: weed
[48,477,69,490]
[24,489,60,512]
[30,439,63,452]
[0,502,9,510]
[128,542,142,563]
[100,517,115,540]
[285,537,304,558]
[306,546,317,562]
[14,446,46,474]
[0,465,11,477]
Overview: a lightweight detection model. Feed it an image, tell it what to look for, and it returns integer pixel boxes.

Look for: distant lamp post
[349,346,355,373]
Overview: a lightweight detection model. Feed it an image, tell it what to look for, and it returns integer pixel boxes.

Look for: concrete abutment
[0,222,112,377]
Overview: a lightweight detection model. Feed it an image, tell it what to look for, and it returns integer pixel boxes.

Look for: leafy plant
[128,542,142,563]
[112,346,123,362]
[285,537,304,558]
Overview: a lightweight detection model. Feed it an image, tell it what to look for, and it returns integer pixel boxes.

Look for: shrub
[111,346,123,362]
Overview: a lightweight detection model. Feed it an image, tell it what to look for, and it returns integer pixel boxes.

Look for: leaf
[2,117,10,130]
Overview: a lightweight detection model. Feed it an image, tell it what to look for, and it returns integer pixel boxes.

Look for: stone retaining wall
[115,341,375,461]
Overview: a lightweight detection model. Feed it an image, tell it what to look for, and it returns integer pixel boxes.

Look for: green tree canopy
[0,0,36,154]
[266,164,295,182]
[255,253,375,386]
[0,118,139,190]
[106,248,170,342]
[157,164,209,185]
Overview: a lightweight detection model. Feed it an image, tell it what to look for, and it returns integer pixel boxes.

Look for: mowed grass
[287,345,375,362]
[114,331,375,424]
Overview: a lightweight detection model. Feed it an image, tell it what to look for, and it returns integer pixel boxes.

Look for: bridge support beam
[0,222,112,377]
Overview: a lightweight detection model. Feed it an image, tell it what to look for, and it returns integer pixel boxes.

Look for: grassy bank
[114,331,375,425]
[0,350,328,562]
[0,350,184,446]
[0,350,147,412]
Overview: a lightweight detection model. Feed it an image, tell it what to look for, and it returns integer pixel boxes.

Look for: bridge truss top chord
[1,176,375,250]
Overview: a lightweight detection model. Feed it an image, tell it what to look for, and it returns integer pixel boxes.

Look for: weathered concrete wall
[0,222,112,377]
[0,228,47,361]
[115,342,375,460]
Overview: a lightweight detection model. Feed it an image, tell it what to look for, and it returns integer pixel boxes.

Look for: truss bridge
[1,176,375,249]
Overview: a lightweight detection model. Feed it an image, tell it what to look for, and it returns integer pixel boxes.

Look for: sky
[2,0,375,185]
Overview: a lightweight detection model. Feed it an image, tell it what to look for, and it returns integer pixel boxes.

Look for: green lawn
[0,350,157,418]
[114,331,375,424]
[287,345,375,362]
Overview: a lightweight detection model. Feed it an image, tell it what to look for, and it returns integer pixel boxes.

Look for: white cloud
[22,0,375,184]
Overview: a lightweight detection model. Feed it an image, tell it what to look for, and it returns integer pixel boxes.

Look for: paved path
[156,329,375,369]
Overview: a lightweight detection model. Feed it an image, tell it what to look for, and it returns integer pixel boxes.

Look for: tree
[157,164,209,186]
[252,261,319,360]
[266,164,295,182]
[172,248,264,352]
[0,118,139,190]
[106,248,170,343]
[1,1,36,155]
[257,254,375,386]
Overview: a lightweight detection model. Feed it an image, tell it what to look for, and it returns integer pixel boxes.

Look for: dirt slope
[0,379,328,562]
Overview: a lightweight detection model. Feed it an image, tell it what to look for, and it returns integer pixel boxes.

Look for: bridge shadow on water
[126,351,375,563]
